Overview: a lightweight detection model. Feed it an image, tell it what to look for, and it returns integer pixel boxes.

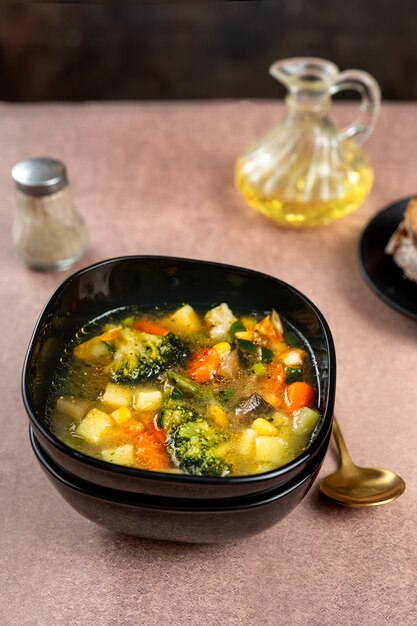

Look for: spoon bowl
[320,418,406,507]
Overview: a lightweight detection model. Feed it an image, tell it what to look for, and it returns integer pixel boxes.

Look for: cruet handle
[330,69,381,144]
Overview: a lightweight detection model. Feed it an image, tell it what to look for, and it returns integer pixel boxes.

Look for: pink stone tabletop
[0,102,416,626]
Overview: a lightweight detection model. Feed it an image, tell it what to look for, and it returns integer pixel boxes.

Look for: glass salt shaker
[12,157,87,271]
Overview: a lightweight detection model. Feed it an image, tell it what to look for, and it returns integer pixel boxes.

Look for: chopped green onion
[252,363,267,376]
[121,316,135,327]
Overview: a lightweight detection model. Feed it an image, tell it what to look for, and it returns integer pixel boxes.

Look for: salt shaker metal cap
[12,157,68,197]
[12,157,87,271]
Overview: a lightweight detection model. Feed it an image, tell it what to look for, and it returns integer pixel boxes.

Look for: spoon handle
[332,417,355,469]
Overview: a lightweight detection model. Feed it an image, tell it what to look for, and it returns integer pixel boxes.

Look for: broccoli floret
[158,405,198,431]
[108,328,188,383]
[159,404,231,476]
[168,416,231,477]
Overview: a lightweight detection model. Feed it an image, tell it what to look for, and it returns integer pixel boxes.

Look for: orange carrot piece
[186,347,221,382]
[122,420,145,436]
[135,430,170,470]
[257,363,286,402]
[265,363,285,389]
[148,421,168,444]
[133,320,168,336]
[285,382,315,413]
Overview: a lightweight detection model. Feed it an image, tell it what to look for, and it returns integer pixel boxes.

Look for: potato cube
[102,444,135,466]
[238,428,257,457]
[102,383,132,408]
[75,409,114,443]
[55,396,90,422]
[111,407,132,424]
[133,390,163,412]
[163,304,202,334]
[255,436,290,465]
[270,411,290,428]
[251,417,278,437]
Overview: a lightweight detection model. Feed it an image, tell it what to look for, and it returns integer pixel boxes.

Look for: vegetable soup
[48,303,322,476]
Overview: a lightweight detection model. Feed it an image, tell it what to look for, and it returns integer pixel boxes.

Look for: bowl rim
[22,254,336,487]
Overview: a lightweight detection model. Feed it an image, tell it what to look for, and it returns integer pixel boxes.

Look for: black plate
[358,197,417,320]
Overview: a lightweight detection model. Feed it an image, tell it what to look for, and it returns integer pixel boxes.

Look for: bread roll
[385,199,417,283]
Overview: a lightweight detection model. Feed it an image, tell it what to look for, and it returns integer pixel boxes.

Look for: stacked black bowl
[23,257,336,543]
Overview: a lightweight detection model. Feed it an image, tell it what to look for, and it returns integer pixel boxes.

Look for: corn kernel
[207,405,228,428]
[213,341,231,354]
[111,407,132,424]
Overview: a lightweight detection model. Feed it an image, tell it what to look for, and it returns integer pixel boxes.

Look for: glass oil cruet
[235,57,381,227]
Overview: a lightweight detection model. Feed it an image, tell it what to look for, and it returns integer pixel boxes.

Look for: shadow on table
[96,529,238,559]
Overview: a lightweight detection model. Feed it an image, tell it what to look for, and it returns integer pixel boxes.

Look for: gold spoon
[320,417,406,507]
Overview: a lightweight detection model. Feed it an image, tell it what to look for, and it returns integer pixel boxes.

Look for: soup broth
[48,303,322,477]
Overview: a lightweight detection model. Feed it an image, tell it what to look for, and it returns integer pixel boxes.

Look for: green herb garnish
[230,320,246,333]
[252,363,267,376]
[219,389,235,405]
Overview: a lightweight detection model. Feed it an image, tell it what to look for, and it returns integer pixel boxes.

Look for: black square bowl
[23,256,336,500]
[30,425,331,543]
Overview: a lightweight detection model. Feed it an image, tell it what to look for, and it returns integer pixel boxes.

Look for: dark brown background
[1,0,417,101]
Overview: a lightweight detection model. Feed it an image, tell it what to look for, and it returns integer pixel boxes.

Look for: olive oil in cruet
[235,57,380,227]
